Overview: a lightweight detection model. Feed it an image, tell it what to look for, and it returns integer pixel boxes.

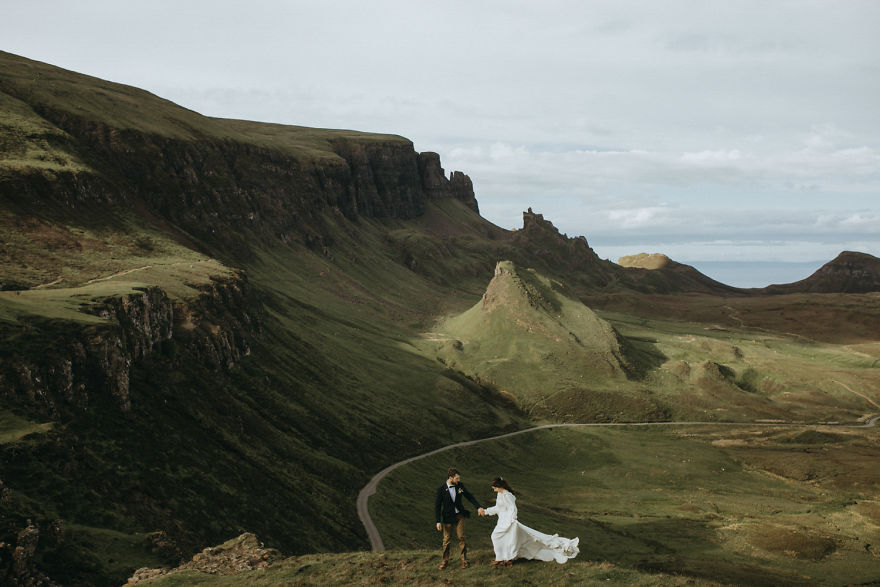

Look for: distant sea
[687,261,827,289]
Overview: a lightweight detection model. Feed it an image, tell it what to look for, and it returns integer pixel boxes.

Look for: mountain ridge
[757,251,880,295]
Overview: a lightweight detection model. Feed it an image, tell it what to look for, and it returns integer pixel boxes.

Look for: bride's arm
[485,493,512,517]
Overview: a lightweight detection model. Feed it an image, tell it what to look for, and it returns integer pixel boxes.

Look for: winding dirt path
[357,416,880,551]
[33,277,64,289]
[832,379,880,410]
[85,265,153,284]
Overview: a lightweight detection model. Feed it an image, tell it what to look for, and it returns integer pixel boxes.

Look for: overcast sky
[3,1,879,286]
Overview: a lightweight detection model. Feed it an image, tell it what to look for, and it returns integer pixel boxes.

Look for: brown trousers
[441,513,468,563]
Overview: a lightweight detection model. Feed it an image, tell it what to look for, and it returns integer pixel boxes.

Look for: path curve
[357,416,879,551]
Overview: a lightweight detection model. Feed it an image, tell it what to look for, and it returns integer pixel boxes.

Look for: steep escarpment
[0,272,261,419]
[0,51,478,264]
[417,151,479,213]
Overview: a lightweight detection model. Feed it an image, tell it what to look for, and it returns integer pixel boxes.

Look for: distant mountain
[757,251,880,294]
[617,253,743,295]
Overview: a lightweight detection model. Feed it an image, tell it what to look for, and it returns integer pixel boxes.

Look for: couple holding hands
[434,468,579,569]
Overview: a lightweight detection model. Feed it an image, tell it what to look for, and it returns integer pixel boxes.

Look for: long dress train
[484,490,579,563]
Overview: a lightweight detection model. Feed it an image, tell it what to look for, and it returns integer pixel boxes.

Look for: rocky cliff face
[510,208,617,287]
[0,518,61,587]
[0,105,477,262]
[0,273,261,420]
[417,151,479,213]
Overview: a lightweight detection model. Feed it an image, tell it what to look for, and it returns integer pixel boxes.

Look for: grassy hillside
[0,50,407,169]
[413,262,879,425]
[134,547,714,585]
[0,205,529,584]
[424,260,656,420]
[370,424,880,586]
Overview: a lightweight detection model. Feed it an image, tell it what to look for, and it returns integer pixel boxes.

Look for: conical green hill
[434,261,633,417]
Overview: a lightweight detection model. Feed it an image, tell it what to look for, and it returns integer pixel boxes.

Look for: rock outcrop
[510,209,618,288]
[618,253,672,270]
[0,517,62,587]
[417,151,479,213]
[127,533,281,584]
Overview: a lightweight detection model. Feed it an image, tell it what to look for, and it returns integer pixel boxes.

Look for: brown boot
[438,560,448,570]
[461,560,469,568]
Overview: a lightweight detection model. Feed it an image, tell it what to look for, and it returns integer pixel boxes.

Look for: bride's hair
[490,476,516,494]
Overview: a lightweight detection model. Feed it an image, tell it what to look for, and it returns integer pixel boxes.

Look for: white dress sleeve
[485,493,503,516]
[485,492,517,527]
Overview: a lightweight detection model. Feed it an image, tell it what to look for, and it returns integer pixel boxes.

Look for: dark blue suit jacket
[435,481,482,524]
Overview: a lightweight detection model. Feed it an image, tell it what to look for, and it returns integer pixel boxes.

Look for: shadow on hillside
[619,335,667,379]
[586,517,811,587]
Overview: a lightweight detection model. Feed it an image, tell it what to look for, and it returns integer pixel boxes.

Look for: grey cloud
[2,1,878,267]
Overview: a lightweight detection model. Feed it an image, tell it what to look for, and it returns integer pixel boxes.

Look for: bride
[482,476,579,565]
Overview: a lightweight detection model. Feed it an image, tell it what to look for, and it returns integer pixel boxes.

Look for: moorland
[0,50,878,586]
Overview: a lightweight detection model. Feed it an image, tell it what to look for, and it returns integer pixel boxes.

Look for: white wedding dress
[484,490,579,563]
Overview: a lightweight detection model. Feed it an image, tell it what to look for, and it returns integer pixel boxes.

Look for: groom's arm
[460,483,482,510]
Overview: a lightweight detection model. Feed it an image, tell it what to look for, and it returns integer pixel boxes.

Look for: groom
[434,467,484,569]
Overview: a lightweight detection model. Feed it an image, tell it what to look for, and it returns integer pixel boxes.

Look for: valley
[1,51,878,585]
[367,423,880,586]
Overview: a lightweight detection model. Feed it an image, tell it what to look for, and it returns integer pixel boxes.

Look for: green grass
[0,409,53,443]
[0,217,529,585]
[420,261,663,421]
[0,205,228,290]
[370,425,880,586]
[412,265,880,425]
[3,209,876,584]
[0,49,409,171]
[0,89,90,174]
[131,549,720,586]
[0,202,233,323]
[41,524,176,586]
[597,309,880,423]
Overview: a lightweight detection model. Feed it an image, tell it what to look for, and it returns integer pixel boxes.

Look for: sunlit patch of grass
[0,410,53,443]
[0,89,91,174]
[0,258,231,323]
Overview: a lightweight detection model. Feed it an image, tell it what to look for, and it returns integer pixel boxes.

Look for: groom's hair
[447,468,460,478]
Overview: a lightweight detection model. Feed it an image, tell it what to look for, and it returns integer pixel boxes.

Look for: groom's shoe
[438,561,448,570]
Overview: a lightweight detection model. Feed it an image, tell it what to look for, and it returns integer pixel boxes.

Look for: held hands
[437,508,486,530]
